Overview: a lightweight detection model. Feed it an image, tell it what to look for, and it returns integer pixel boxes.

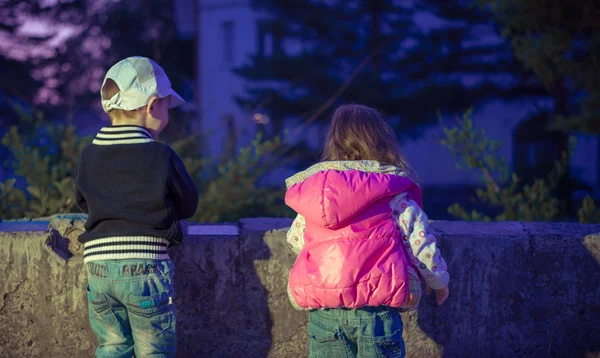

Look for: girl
[285,104,450,358]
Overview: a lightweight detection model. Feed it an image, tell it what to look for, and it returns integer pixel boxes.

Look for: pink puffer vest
[285,163,422,309]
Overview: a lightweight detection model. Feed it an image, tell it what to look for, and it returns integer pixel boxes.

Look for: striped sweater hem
[83,236,170,264]
[92,125,154,146]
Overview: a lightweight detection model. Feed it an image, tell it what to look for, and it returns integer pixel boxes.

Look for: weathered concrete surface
[0,215,92,358]
[0,216,599,358]
[170,218,307,357]
[410,221,600,358]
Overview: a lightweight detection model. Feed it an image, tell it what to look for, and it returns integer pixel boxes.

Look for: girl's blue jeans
[86,259,176,358]
[308,306,405,358]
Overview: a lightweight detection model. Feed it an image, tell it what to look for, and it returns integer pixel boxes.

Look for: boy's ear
[146,96,160,115]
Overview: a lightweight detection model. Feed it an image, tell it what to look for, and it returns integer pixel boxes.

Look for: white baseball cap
[100,56,185,113]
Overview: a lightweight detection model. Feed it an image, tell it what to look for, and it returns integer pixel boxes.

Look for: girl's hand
[426,286,449,306]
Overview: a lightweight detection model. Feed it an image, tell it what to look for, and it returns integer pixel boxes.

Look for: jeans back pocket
[371,328,405,358]
[126,291,174,335]
[86,285,118,329]
[307,319,349,358]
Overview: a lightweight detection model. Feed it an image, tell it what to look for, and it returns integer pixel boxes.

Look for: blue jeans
[86,259,176,358]
[308,307,405,358]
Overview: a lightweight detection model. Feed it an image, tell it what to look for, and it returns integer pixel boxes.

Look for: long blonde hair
[321,104,416,177]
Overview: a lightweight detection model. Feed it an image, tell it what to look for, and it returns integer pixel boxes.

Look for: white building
[182,0,600,196]
[193,0,261,159]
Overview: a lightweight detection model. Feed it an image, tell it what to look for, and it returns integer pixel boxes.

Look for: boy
[75,56,199,357]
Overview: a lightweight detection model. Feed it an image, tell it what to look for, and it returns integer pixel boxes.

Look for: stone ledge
[0,221,50,232]
[186,224,239,236]
[0,216,599,358]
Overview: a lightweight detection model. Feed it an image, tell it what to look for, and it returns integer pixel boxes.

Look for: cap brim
[166,89,186,109]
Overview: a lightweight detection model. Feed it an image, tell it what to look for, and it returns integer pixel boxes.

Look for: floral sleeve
[286,214,308,311]
[286,214,306,254]
[390,194,450,290]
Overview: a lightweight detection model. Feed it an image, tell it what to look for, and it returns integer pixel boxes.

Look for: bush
[0,178,27,219]
[1,111,90,219]
[0,110,291,221]
[578,196,600,224]
[440,109,599,223]
[172,132,293,223]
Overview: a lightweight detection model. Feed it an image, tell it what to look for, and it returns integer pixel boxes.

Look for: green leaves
[177,132,292,223]
[0,124,90,218]
[440,109,597,223]
[578,196,600,224]
[1,103,292,222]
[0,179,27,220]
[477,0,600,133]
[0,104,92,219]
[439,108,505,188]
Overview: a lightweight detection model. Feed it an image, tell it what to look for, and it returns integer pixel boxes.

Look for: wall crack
[0,278,29,315]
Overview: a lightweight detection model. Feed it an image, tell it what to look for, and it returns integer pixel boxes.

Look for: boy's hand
[426,286,449,306]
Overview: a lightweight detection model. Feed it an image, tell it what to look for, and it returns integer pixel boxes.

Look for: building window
[263,33,274,57]
[222,21,234,65]
[513,112,565,182]
[257,21,282,57]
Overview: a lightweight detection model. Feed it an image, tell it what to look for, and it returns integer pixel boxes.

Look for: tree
[439,109,599,223]
[0,0,194,136]
[477,0,600,133]
[234,0,547,138]
[1,0,103,107]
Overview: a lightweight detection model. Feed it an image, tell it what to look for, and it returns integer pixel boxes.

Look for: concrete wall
[0,215,599,358]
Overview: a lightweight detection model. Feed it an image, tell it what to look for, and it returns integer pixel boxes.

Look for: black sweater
[74,125,198,262]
